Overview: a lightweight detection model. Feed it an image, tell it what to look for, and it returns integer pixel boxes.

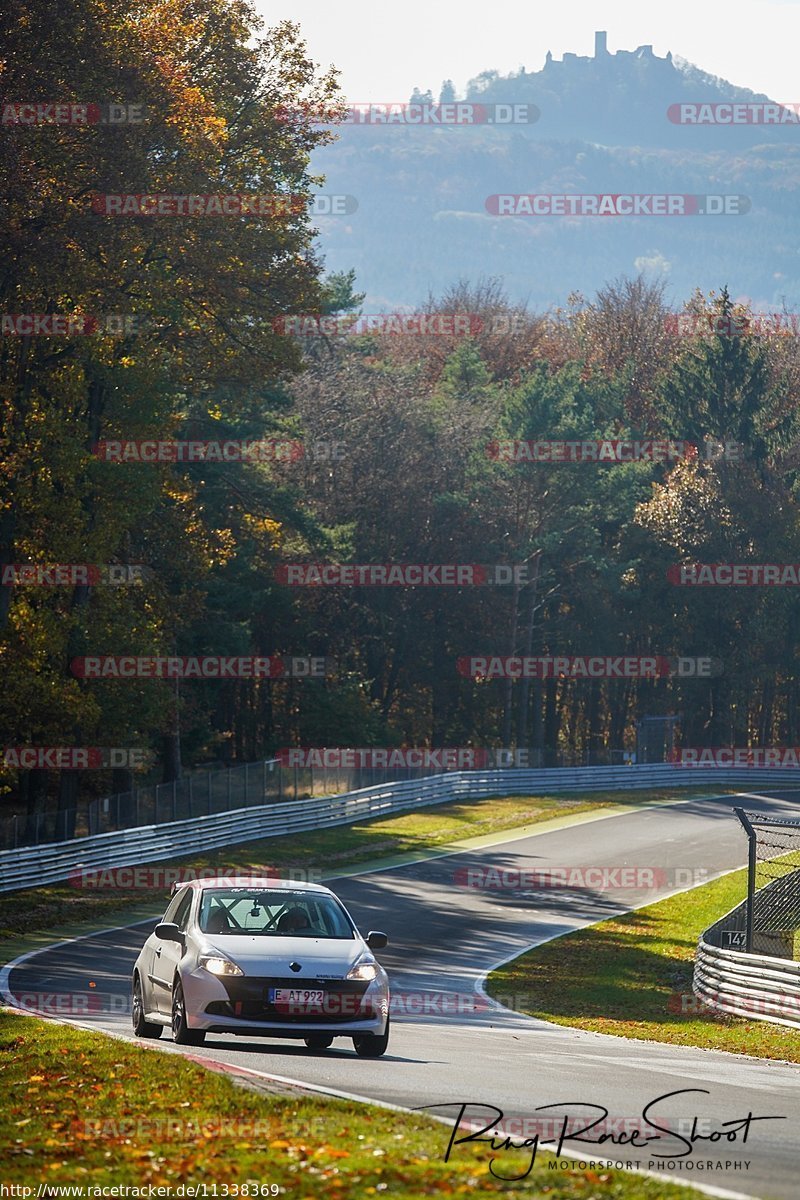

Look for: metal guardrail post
[734,807,757,953]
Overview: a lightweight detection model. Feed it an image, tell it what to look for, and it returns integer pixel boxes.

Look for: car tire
[171,980,205,1045]
[132,974,162,1039]
[353,1017,389,1058]
[304,1034,334,1051]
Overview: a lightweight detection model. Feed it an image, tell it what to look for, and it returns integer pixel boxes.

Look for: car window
[198,888,355,939]
[162,886,191,924]
[172,888,193,930]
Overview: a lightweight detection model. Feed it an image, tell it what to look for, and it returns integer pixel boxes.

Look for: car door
[140,891,184,1011]
[151,888,193,1015]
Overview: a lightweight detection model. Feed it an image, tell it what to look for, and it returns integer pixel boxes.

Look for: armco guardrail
[0,763,797,894]
[693,809,800,1029]
[3,756,443,849]
[694,934,800,1029]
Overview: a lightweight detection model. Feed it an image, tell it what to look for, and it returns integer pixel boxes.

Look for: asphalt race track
[6,790,800,1199]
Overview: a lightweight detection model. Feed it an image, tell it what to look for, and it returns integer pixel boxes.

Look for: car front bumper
[183,966,389,1036]
[195,1012,388,1036]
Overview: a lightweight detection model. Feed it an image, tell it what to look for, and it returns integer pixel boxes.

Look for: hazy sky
[256,0,800,102]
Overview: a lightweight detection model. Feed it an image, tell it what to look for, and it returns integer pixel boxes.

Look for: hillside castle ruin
[544,31,673,69]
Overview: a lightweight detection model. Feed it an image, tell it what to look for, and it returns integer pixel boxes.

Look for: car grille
[206,975,373,1024]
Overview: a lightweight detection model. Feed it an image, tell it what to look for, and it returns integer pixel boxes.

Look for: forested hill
[311,41,800,309]
[461,44,783,149]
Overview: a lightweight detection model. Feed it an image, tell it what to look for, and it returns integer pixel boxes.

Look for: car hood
[198,934,366,977]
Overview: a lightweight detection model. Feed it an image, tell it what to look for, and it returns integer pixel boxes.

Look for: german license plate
[270,987,324,1008]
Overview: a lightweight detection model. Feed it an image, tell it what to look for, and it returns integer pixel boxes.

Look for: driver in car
[277,905,316,934]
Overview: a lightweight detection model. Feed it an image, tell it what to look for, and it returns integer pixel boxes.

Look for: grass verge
[0,1010,706,1196]
[0,787,708,955]
[486,866,800,1061]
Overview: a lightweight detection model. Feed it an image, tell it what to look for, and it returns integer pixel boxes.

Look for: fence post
[207,772,212,815]
[227,769,232,811]
[734,807,757,953]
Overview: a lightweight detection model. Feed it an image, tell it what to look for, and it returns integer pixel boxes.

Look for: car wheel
[171,980,205,1045]
[353,1017,389,1058]
[131,974,162,1039]
[304,1034,334,1051]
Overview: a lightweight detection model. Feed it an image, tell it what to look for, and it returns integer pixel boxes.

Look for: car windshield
[197,888,355,939]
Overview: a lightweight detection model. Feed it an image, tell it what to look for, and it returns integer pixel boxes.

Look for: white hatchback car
[131,877,391,1056]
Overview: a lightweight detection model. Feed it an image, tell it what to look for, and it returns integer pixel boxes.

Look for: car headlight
[346,959,378,981]
[199,954,243,977]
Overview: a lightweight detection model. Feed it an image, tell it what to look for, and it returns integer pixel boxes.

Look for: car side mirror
[155,922,185,944]
[366,930,388,950]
